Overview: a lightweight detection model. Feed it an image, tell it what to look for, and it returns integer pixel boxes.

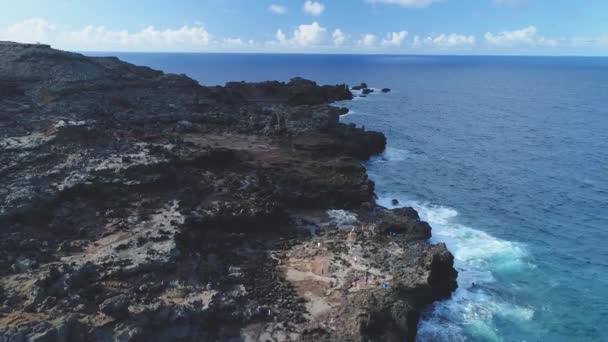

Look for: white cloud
[293,22,327,46]
[270,22,327,48]
[484,26,536,46]
[412,35,421,47]
[366,0,443,8]
[303,1,325,16]
[358,33,377,47]
[484,26,557,47]
[221,38,258,50]
[268,4,288,14]
[4,18,57,44]
[136,26,210,47]
[430,33,476,47]
[412,33,476,48]
[332,29,346,46]
[9,18,604,54]
[1,18,213,51]
[222,37,243,47]
[381,30,408,47]
[275,29,287,43]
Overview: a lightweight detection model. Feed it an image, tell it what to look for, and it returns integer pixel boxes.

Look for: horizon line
[4,41,606,58]
[80,50,608,58]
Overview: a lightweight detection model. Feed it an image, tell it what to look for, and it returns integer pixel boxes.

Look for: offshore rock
[351,83,368,91]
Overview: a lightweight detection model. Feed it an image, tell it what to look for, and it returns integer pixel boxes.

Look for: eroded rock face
[0,42,455,341]
[279,209,457,341]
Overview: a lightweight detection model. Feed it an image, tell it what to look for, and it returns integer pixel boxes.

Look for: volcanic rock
[362,88,374,95]
[0,42,456,342]
[99,295,130,318]
[351,82,368,91]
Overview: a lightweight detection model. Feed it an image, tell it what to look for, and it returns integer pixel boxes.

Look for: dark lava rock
[287,77,352,105]
[382,88,391,93]
[224,77,353,107]
[351,83,368,91]
[337,107,350,115]
[367,206,431,241]
[0,42,456,342]
[362,88,374,95]
[426,243,459,299]
[99,295,129,318]
[391,199,399,206]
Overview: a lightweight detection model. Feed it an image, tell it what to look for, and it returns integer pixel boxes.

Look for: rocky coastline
[0,42,457,341]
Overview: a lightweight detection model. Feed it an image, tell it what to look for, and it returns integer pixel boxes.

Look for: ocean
[98,53,608,341]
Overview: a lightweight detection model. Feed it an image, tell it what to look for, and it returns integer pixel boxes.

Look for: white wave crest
[377,195,534,341]
[371,147,410,163]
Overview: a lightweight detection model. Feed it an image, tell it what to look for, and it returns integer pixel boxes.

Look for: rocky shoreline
[0,42,457,341]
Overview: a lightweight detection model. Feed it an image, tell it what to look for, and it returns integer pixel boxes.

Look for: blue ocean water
[101,53,608,341]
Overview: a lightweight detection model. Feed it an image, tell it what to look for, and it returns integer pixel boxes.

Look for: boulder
[351,83,368,91]
[420,243,459,299]
[371,207,431,241]
[12,256,34,273]
[337,107,350,115]
[99,295,130,318]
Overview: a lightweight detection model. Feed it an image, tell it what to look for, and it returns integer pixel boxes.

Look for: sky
[1,0,608,55]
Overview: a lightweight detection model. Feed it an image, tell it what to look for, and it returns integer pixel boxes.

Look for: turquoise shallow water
[97,53,608,341]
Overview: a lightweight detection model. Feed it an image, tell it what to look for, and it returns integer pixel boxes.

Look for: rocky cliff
[0,42,456,342]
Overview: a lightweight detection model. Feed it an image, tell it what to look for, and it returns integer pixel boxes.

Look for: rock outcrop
[0,42,456,341]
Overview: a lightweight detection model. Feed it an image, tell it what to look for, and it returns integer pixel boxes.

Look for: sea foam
[377,196,534,341]
[368,147,410,163]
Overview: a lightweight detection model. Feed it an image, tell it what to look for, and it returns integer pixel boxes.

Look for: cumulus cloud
[3,18,57,44]
[271,22,327,48]
[1,18,213,51]
[8,18,599,54]
[366,0,443,8]
[292,22,327,46]
[412,33,476,48]
[484,26,556,47]
[332,29,346,46]
[358,34,377,47]
[268,4,288,14]
[303,1,325,16]
[381,31,408,47]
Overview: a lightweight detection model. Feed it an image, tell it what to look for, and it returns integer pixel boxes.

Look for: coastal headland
[0,42,457,341]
